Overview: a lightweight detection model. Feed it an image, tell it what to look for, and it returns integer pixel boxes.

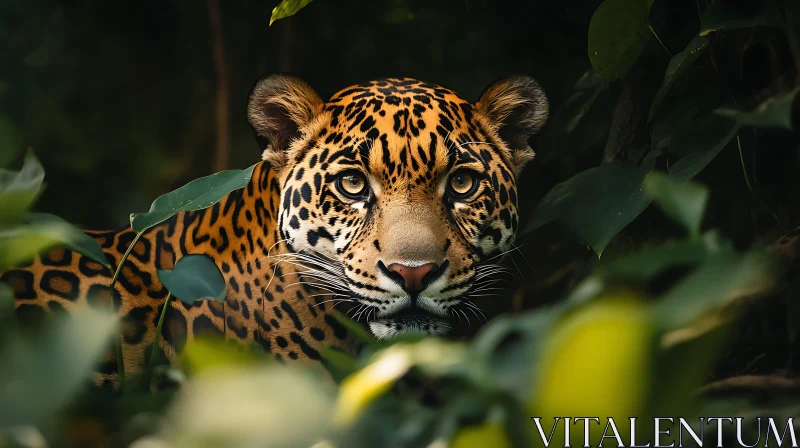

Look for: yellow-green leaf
[270,0,315,26]
[334,347,411,426]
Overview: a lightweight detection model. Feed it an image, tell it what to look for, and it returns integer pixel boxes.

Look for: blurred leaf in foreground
[0,283,12,321]
[654,248,777,334]
[141,366,333,448]
[644,172,708,236]
[451,422,510,448]
[531,294,652,446]
[0,213,109,269]
[180,337,264,377]
[0,150,45,226]
[0,309,118,430]
[334,340,468,426]
[716,89,799,131]
[157,254,226,304]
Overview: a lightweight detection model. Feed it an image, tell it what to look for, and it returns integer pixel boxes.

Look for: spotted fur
[3,75,548,383]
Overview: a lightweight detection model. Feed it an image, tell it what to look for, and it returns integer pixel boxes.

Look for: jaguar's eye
[336,171,368,200]
[448,170,478,199]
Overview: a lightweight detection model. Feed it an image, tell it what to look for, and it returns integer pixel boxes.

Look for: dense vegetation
[1,0,799,446]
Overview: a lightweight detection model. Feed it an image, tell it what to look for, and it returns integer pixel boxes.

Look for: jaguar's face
[248,76,548,339]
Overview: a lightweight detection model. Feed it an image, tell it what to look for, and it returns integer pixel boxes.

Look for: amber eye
[448,170,478,199]
[336,171,368,200]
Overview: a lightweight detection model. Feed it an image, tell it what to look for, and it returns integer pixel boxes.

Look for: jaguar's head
[247,76,548,339]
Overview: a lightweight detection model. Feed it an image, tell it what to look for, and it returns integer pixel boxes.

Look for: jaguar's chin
[367,309,451,340]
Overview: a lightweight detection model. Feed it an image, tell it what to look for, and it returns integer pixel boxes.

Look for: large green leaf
[667,116,739,181]
[157,254,226,304]
[0,309,118,428]
[699,0,784,36]
[0,150,45,226]
[525,161,654,257]
[130,164,256,232]
[588,0,651,81]
[648,36,709,123]
[715,89,799,131]
[270,0,314,26]
[643,172,709,236]
[0,213,109,269]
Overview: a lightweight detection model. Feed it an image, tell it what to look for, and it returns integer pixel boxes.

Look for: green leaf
[270,0,314,26]
[588,0,651,81]
[0,116,21,167]
[699,0,784,36]
[130,164,256,232]
[562,233,730,307]
[648,35,709,123]
[0,309,118,427]
[0,150,45,226]
[0,213,109,269]
[473,306,564,398]
[715,89,799,131]
[157,254,226,304]
[653,249,776,330]
[666,115,740,181]
[525,161,655,257]
[643,172,709,235]
[594,233,728,282]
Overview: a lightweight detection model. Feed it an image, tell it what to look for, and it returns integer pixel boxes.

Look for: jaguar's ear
[476,76,549,173]
[247,74,324,171]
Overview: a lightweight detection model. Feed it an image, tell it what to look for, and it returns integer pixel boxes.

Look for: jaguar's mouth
[366,307,452,340]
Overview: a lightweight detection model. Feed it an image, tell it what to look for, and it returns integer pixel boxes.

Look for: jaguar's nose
[379,261,446,294]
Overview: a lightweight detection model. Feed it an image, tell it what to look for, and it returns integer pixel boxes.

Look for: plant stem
[109,230,145,386]
[649,25,674,57]
[737,135,756,192]
[148,292,172,372]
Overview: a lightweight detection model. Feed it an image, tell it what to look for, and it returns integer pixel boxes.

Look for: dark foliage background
[2,0,800,445]
[3,0,594,228]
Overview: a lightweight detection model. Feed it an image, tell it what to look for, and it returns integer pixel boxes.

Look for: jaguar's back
[4,74,548,384]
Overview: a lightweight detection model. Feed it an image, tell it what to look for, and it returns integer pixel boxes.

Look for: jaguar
[3,75,548,385]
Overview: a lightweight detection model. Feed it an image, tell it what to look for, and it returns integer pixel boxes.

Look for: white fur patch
[369,317,451,340]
